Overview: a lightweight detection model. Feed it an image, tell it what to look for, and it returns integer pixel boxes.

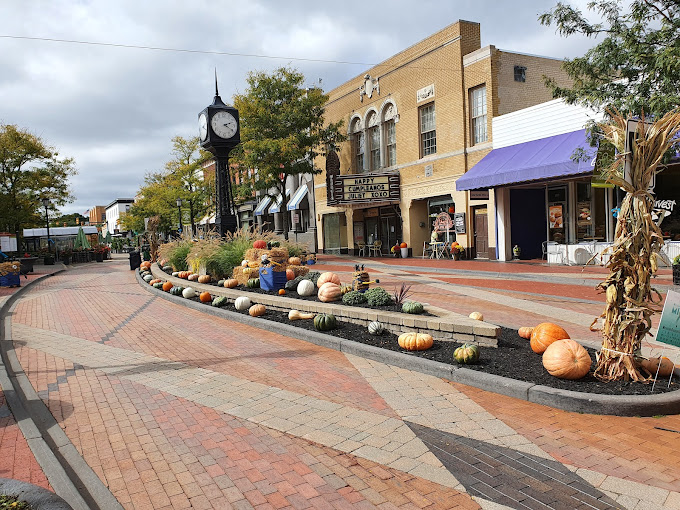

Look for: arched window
[366,110,380,171]
[351,117,364,173]
[382,103,397,167]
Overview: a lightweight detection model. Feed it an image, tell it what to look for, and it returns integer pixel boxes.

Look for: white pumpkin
[234,296,252,311]
[143,274,153,282]
[172,271,179,277]
[182,287,196,299]
[368,321,385,335]
[188,274,199,281]
[297,279,316,297]
[469,312,484,321]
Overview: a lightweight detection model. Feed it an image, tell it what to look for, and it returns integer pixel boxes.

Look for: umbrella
[104,231,112,245]
[73,226,91,250]
[98,231,104,244]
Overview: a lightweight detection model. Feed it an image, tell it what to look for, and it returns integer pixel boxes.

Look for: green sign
[656,289,680,347]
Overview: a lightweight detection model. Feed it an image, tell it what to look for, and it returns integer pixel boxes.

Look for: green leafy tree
[0,124,77,248]
[539,1,680,117]
[122,136,213,236]
[232,67,345,239]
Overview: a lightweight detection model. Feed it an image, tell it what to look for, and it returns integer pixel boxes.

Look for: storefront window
[576,182,607,241]
[548,186,567,243]
[654,166,680,240]
[428,196,456,243]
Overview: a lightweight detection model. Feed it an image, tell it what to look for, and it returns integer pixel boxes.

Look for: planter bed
[146,267,678,397]
[150,264,500,346]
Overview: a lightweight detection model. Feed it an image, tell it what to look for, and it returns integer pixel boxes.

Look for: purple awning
[456,129,595,191]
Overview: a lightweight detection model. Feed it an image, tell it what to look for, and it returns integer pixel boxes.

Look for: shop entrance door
[473,206,489,258]
[380,216,399,253]
[323,214,341,254]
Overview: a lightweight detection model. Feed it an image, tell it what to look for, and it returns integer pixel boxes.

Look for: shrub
[158,239,192,271]
[365,287,393,307]
[342,290,367,305]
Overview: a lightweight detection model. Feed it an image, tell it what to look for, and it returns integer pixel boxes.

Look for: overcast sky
[0,0,599,216]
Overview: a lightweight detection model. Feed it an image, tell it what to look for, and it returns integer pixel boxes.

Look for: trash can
[129,251,141,270]
[141,244,150,262]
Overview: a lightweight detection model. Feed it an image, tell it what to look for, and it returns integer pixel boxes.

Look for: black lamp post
[41,197,51,255]
[176,199,183,234]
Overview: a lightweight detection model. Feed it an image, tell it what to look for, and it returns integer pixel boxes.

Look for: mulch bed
[162,269,678,396]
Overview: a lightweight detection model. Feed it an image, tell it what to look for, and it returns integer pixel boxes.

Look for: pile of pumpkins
[519,323,592,380]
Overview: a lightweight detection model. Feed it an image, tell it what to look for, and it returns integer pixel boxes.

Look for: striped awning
[287,184,309,211]
[268,189,291,214]
[253,195,273,216]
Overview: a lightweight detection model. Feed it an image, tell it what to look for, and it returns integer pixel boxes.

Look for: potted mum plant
[450,241,464,260]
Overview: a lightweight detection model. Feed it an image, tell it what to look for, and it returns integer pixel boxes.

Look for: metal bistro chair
[368,240,382,257]
[422,241,432,259]
[357,243,367,257]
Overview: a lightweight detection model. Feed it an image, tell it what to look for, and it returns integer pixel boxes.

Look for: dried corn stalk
[592,110,680,382]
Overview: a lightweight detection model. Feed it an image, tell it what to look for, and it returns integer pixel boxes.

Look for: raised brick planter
[150,265,500,347]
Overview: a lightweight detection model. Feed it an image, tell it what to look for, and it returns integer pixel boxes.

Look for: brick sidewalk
[5,257,680,509]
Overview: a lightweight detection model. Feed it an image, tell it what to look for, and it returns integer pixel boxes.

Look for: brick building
[314,20,571,258]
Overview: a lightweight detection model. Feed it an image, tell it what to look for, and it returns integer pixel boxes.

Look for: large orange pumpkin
[249,304,266,317]
[199,291,212,303]
[317,272,341,288]
[542,339,591,379]
[530,322,570,354]
[223,278,239,288]
[318,282,342,302]
[398,332,433,351]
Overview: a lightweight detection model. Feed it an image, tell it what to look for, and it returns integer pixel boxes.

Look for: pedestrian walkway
[2,256,680,509]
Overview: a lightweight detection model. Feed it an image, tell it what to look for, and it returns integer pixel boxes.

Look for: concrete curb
[0,271,123,510]
[0,477,72,510]
[137,270,680,417]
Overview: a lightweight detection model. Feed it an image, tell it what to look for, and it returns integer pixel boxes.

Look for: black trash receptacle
[129,251,141,270]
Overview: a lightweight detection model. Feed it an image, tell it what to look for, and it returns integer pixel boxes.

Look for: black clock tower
[198,74,240,236]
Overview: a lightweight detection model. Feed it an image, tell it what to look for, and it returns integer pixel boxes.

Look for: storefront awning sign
[456,129,594,191]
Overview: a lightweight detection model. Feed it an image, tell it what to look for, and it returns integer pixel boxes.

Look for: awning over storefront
[268,189,291,214]
[253,195,272,216]
[456,129,593,191]
[287,184,309,211]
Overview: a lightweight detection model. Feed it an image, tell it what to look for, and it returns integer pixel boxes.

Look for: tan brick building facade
[314,20,570,258]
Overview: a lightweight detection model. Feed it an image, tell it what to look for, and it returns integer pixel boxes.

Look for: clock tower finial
[214,68,219,96]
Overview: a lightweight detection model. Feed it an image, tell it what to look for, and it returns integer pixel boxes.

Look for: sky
[0,0,600,216]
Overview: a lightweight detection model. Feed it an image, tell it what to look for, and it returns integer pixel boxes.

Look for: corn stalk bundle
[592,110,680,382]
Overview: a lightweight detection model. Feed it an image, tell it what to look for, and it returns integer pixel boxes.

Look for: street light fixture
[176,199,183,234]
[41,197,51,255]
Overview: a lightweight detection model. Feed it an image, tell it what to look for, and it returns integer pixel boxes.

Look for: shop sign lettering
[345,176,390,200]
[327,171,400,206]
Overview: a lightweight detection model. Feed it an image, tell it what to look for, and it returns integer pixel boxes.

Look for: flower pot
[400,247,408,258]
[95,253,104,262]
[673,265,680,286]
[43,255,55,265]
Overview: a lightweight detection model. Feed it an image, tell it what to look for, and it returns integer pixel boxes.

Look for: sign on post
[656,289,680,347]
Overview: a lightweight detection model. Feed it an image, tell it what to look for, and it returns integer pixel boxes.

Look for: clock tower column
[198,74,240,236]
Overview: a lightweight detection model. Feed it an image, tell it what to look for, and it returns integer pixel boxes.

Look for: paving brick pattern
[4,256,680,510]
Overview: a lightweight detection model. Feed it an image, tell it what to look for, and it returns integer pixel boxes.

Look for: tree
[539,1,680,117]
[0,124,77,248]
[122,136,213,236]
[232,67,345,239]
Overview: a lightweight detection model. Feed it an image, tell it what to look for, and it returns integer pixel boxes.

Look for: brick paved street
[3,256,680,509]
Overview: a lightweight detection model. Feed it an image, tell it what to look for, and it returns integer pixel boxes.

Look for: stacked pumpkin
[519,323,592,380]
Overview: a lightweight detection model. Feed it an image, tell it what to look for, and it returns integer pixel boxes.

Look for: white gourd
[368,321,385,335]
[182,287,196,299]
[143,274,153,282]
[172,272,179,277]
[234,296,252,311]
[297,279,316,297]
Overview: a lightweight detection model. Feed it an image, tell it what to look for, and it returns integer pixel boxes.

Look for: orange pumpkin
[286,269,295,281]
[530,322,570,354]
[400,242,407,248]
[150,279,162,285]
[140,261,151,270]
[317,272,341,288]
[188,274,199,281]
[199,291,212,303]
[249,304,266,317]
[162,281,173,292]
[318,282,342,302]
[288,257,301,266]
[278,289,286,295]
[178,271,190,279]
[640,357,674,377]
[198,275,212,284]
[253,240,267,249]
[518,327,534,339]
[542,339,591,379]
[398,332,434,351]
[223,278,239,288]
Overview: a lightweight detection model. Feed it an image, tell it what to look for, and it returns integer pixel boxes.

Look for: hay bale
[268,247,289,259]
[245,248,268,261]
[289,265,309,278]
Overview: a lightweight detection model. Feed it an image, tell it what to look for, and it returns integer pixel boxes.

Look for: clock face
[198,113,208,141]
[210,111,238,139]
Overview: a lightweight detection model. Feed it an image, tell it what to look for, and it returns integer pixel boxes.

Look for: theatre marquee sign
[327,171,400,206]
